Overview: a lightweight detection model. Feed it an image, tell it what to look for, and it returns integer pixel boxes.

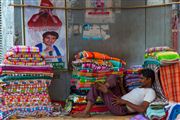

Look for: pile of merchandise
[143,46,180,101]
[143,46,180,119]
[0,46,53,119]
[65,50,126,114]
[146,101,167,120]
[124,65,143,92]
[144,46,179,66]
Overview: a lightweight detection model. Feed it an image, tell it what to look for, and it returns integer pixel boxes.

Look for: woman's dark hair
[140,68,155,83]
[43,31,59,39]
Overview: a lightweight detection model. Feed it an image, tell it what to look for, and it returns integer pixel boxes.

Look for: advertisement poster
[82,24,110,40]
[24,0,67,69]
[85,0,114,23]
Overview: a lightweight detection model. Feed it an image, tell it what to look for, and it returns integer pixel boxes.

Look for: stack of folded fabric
[65,50,126,114]
[143,46,180,102]
[124,65,143,91]
[146,101,168,120]
[0,46,53,119]
[144,46,179,66]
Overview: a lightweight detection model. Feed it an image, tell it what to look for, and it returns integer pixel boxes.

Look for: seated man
[71,68,156,117]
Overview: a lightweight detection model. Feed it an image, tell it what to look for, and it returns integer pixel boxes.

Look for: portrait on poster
[24,0,67,69]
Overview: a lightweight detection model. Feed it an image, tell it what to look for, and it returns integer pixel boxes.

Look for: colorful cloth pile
[124,65,143,91]
[66,50,126,114]
[144,46,179,66]
[146,101,167,120]
[160,62,180,102]
[0,46,53,119]
[3,46,46,66]
[143,46,179,102]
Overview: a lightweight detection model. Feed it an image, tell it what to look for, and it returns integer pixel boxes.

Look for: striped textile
[145,46,173,53]
[4,52,44,59]
[8,46,39,53]
[76,51,126,65]
[3,59,46,66]
[160,62,180,102]
[73,71,124,77]
[0,65,53,71]
[2,71,53,77]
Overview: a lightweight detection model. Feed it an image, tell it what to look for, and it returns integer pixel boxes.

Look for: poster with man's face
[24,0,67,69]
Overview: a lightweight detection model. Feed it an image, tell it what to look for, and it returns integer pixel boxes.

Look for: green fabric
[79,79,106,83]
[0,75,52,81]
[156,51,179,61]
[145,51,180,61]
[72,75,107,81]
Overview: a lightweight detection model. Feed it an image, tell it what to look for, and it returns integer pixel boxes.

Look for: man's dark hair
[42,31,59,39]
[140,68,155,83]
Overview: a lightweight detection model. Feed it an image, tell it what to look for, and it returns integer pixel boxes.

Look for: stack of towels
[144,46,179,66]
[0,46,53,119]
[124,65,143,92]
[66,50,126,114]
[143,46,179,102]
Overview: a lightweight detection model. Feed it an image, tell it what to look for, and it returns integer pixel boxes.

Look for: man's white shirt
[121,87,156,112]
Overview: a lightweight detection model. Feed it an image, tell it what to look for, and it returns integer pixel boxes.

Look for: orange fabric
[160,62,180,102]
[78,51,126,65]
[74,71,124,77]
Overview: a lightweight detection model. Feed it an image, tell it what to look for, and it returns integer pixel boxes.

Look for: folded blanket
[0,75,52,81]
[2,71,53,77]
[146,106,166,119]
[72,75,107,80]
[73,71,124,77]
[125,78,141,83]
[4,80,51,86]
[3,46,46,66]
[109,60,123,67]
[75,51,126,65]
[143,58,161,67]
[5,52,44,61]
[124,74,142,80]
[0,105,52,119]
[145,51,180,62]
[5,86,48,94]
[3,59,46,66]
[0,65,52,71]
[145,46,174,53]
[72,58,113,67]
[8,46,40,53]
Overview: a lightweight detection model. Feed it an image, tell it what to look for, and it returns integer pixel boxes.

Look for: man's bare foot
[95,83,108,93]
[71,112,91,118]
